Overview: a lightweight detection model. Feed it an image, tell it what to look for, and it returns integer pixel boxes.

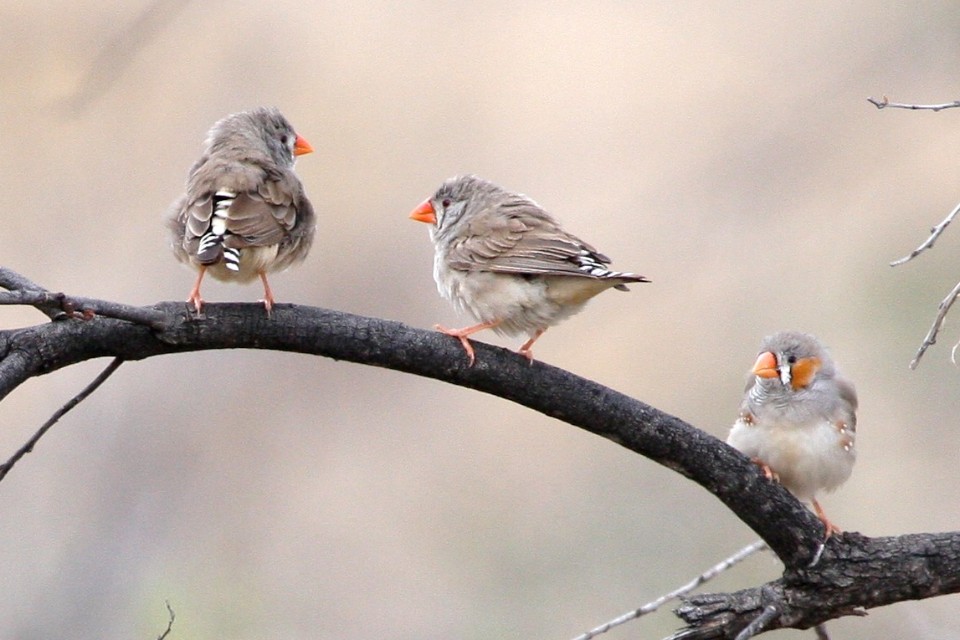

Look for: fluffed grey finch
[410,175,649,364]
[727,331,857,537]
[168,107,315,313]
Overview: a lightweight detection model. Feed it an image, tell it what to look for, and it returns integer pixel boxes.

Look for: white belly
[727,417,855,502]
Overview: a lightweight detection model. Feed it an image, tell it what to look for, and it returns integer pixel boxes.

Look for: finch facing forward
[727,331,857,536]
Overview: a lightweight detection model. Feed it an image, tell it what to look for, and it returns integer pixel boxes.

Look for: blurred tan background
[2,2,959,638]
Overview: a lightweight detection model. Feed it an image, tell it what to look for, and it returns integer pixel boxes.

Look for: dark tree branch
[0,269,958,637]
[671,531,957,638]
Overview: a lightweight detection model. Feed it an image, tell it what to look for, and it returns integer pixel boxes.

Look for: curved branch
[0,278,958,635]
[0,298,825,564]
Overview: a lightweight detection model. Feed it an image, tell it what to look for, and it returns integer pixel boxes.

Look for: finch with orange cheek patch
[727,331,857,537]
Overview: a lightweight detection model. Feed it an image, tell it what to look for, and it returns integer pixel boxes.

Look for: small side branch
[570,540,767,640]
[868,96,960,112]
[156,601,176,640]
[0,290,169,329]
[734,603,780,640]
[0,357,124,482]
[908,279,960,369]
[890,200,960,266]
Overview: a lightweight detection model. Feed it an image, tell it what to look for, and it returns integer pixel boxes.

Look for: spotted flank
[196,188,241,267]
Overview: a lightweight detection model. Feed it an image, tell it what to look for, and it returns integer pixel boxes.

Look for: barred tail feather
[573,250,650,286]
[223,247,241,272]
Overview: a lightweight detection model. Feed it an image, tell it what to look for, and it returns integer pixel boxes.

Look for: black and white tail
[196,188,241,271]
[573,249,649,288]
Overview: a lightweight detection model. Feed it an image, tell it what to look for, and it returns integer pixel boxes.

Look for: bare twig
[734,603,780,640]
[157,601,175,640]
[0,357,123,482]
[0,268,49,293]
[890,201,960,266]
[868,96,960,112]
[0,289,168,329]
[908,279,960,369]
[570,539,767,640]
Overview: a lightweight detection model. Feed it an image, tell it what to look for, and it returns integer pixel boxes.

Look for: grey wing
[166,193,193,262]
[446,200,613,277]
[224,170,307,248]
[835,377,858,431]
[176,160,307,252]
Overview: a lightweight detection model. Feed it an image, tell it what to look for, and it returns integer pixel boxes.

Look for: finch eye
[786,355,797,364]
[441,198,452,208]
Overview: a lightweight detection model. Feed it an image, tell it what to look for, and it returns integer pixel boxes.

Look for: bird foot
[186,294,204,314]
[516,329,545,365]
[813,498,843,539]
[750,458,780,482]
[434,324,478,366]
[258,298,274,318]
[258,272,275,318]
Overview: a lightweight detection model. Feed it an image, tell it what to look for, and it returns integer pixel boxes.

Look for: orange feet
[750,458,780,482]
[187,266,207,313]
[812,498,842,538]
[434,320,501,366]
[259,271,275,316]
[517,328,546,364]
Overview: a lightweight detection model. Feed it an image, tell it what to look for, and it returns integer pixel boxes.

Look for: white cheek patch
[779,365,792,386]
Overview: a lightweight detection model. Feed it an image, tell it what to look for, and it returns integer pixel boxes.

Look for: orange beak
[409,199,437,224]
[293,134,314,156]
[751,351,779,378]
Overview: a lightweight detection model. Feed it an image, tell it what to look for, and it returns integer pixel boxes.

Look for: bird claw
[750,458,780,482]
[186,295,204,315]
[434,324,477,366]
[813,498,843,539]
[517,347,535,365]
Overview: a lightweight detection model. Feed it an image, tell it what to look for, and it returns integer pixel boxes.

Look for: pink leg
[517,328,547,364]
[434,320,501,366]
[187,266,207,313]
[812,498,842,539]
[750,458,780,483]
[259,272,275,316]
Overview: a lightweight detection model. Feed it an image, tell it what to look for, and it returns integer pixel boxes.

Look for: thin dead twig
[570,539,767,640]
[733,603,780,640]
[868,96,960,112]
[0,357,124,482]
[888,201,960,368]
[890,201,960,266]
[157,601,176,640]
[0,289,168,329]
[908,279,960,369]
